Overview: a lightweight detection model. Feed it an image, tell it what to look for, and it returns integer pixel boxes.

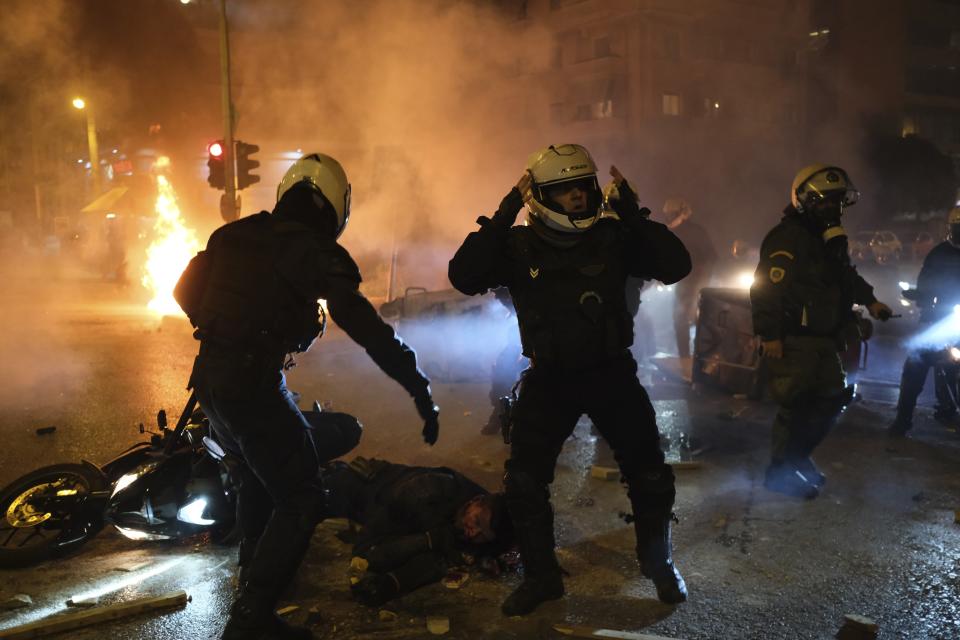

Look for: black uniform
[751,206,875,494]
[324,458,501,605]
[448,184,691,612]
[178,188,433,629]
[892,241,960,432]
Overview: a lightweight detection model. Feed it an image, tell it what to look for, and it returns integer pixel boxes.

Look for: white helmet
[790,164,859,213]
[277,153,352,237]
[525,144,603,234]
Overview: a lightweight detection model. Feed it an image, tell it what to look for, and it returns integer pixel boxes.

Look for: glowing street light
[70,96,101,195]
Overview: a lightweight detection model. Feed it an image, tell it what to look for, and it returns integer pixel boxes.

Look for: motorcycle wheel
[0,463,108,568]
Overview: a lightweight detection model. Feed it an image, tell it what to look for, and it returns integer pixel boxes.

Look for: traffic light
[207,140,225,190]
[235,140,260,190]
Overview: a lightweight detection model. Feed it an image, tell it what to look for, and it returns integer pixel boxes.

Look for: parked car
[849,230,902,264]
[909,231,937,261]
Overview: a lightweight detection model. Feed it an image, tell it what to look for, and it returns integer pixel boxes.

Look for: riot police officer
[751,164,892,499]
[449,144,691,616]
[177,153,440,640]
[890,206,960,436]
[661,198,717,359]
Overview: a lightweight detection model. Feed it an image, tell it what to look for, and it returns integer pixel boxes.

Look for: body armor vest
[178,212,322,357]
[507,223,633,370]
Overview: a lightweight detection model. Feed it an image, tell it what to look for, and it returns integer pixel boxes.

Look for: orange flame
[142,158,201,316]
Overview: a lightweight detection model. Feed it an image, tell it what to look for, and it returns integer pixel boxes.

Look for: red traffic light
[208,142,224,158]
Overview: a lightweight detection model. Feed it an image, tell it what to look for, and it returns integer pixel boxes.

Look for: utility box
[692,288,763,396]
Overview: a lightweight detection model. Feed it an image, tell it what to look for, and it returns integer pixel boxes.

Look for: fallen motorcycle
[0,393,240,568]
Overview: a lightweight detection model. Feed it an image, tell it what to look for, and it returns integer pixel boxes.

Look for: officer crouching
[449,144,691,615]
[750,164,892,499]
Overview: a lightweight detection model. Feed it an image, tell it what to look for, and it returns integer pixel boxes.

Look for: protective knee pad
[625,464,676,515]
[814,384,856,420]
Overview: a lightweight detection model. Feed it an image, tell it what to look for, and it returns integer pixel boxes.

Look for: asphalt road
[0,266,958,640]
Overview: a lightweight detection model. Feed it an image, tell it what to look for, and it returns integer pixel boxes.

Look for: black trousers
[506,353,665,484]
[503,353,670,578]
[896,348,959,423]
[192,349,360,609]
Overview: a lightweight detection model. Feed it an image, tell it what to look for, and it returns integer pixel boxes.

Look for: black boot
[764,462,819,499]
[221,596,312,640]
[634,512,688,604]
[628,466,687,604]
[501,473,564,616]
[501,506,564,616]
[794,457,826,488]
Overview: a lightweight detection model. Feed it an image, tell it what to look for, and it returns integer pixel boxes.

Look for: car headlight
[950,347,960,361]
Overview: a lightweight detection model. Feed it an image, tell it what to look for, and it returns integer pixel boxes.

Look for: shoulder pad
[322,242,362,286]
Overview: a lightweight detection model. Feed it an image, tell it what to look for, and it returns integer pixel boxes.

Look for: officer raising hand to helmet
[449,144,691,616]
[751,164,891,501]
[177,153,439,640]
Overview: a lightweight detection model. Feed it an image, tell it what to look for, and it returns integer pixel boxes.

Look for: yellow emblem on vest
[529,267,540,279]
[769,267,786,283]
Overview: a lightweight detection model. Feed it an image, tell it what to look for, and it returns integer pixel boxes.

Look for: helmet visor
[798,168,859,210]
[537,176,602,221]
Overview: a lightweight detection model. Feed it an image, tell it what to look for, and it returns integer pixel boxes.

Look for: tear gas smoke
[906,307,960,351]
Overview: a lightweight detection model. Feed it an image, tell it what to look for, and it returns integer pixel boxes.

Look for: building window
[662,94,681,116]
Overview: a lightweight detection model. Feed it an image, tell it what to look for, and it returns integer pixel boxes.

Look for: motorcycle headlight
[177,497,215,526]
[949,347,960,361]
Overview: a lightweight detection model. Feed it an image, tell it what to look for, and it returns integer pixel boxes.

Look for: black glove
[490,187,524,230]
[609,179,650,221]
[351,573,399,607]
[414,393,440,445]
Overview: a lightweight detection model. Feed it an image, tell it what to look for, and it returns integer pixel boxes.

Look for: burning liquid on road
[142,158,201,316]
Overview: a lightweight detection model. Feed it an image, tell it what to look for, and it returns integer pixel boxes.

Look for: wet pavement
[0,271,959,639]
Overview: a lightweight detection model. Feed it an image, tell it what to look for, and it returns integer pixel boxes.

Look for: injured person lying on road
[323,457,516,606]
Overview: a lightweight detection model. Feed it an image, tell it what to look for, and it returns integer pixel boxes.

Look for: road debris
[835,614,878,639]
[426,616,450,635]
[35,426,56,436]
[553,624,685,639]
[0,594,32,611]
[276,605,299,616]
[65,597,98,608]
[113,561,151,573]
[0,591,189,640]
[306,604,323,626]
[378,609,399,622]
[590,466,619,481]
[442,570,469,590]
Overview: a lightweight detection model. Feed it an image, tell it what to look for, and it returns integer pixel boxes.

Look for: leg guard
[501,471,564,616]
[626,465,687,604]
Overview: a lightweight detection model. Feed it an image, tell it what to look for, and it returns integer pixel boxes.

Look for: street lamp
[72,96,101,196]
